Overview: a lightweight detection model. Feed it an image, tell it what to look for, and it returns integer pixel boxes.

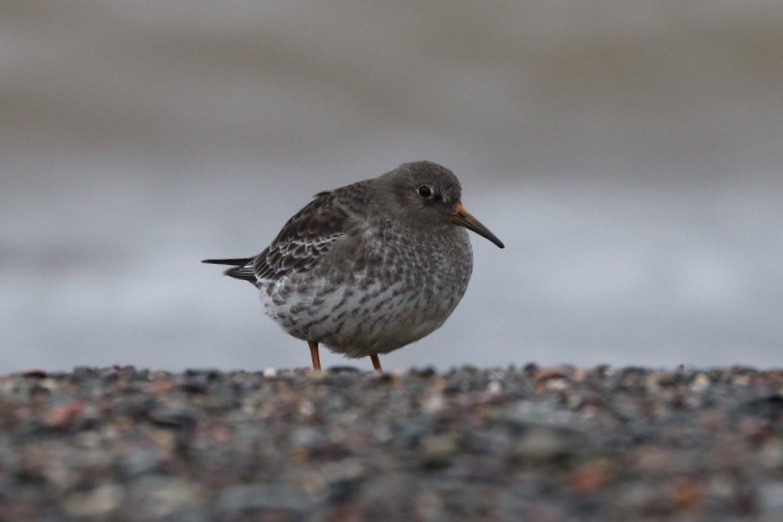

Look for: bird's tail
[202,257,257,284]
[202,257,254,266]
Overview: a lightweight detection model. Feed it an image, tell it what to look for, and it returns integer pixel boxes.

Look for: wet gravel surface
[1,365,783,521]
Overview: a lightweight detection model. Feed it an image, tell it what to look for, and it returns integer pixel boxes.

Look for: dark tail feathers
[202,257,254,266]
[202,257,257,284]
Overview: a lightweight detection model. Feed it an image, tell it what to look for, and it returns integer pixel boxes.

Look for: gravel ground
[1,365,782,521]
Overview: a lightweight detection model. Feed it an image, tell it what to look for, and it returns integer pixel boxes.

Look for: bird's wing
[253,190,351,283]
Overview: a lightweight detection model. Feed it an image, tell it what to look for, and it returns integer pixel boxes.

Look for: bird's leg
[308,342,321,370]
[370,354,382,373]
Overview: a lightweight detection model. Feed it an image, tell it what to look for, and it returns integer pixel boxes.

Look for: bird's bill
[450,201,505,249]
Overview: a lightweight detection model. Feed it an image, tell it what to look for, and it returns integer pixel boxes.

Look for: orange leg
[308,342,321,370]
[370,354,382,373]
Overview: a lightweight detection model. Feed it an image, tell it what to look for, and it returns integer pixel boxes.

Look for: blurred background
[2,1,782,373]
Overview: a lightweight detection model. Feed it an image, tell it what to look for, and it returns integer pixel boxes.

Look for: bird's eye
[417,185,434,199]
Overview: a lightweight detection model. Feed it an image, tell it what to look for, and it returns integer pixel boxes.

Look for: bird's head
[382,161,504,249]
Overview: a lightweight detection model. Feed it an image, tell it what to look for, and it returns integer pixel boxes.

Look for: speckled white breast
[259,228,473,358]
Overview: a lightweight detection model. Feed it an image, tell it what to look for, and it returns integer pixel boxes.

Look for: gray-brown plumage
[204,161,504,372]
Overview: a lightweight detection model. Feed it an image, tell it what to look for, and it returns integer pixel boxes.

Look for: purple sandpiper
[204,161,504,372]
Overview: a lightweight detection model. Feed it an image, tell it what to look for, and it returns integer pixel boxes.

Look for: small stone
[508,425,590,464]
[216,483,313,518]
[62,484,122,518]
[327,366,361,374]
[420,434,459,468]
[759,482,783,513]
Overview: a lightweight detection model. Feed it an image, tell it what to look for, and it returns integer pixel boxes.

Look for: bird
[203,161,504,372]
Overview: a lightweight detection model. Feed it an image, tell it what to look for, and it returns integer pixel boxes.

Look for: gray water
[2,2,782,372]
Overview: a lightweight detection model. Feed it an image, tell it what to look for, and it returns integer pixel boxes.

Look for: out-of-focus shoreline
[1,365,781,521]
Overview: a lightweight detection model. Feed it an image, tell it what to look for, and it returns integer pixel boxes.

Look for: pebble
[216,483,313,519]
